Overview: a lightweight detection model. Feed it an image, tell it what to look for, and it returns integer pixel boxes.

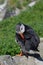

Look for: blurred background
[0,0,37,20]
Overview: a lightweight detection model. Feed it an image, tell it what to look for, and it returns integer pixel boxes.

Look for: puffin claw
[16,51,23,56]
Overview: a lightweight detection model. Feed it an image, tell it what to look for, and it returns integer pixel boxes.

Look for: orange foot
[16,51,23,56]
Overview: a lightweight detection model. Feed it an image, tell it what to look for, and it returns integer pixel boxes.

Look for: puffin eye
[21,27,23,30]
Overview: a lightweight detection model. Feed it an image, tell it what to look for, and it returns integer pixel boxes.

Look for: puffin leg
[16,51,23,56]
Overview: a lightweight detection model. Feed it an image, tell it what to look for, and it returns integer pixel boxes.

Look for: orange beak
[19,33,24,40]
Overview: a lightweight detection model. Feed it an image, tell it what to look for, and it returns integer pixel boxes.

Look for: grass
[8,0,33,8]
[0,0,43,56]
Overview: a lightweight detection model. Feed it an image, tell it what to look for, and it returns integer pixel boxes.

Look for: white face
[16,24,25,34]
[20,24,25,33]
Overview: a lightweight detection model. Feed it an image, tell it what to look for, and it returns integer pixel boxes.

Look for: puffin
[15,23,40,57]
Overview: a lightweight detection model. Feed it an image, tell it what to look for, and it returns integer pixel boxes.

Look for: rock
[13,56,35,65]
[0,55,17,65]
[0,0,8,21]
[38,38,43,58]
[28,1,36,7]
[0,55,43,65]
[13,56,43,65]
[4,8,20,19]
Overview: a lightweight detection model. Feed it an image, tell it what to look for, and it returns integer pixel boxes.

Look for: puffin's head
[16,23,25,34]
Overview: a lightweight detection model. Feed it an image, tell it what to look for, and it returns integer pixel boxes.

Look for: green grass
[8,0,33,9]
[0,0,43,56]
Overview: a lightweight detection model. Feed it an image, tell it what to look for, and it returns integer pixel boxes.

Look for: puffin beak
[19,32,23,35]
[18,31,22,34]
[19,33,24,40]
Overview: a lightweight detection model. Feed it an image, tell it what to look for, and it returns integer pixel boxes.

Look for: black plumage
[15,23,40,57]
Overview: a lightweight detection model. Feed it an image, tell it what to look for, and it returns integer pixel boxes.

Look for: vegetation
[0,0,4,4]
[0,0,43,56]
[8,0,33,9]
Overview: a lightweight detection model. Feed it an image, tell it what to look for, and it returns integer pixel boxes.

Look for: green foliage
[8,0,32,9]
[0,0,43,56]
[0,0,4,4]
[23,0,31,6]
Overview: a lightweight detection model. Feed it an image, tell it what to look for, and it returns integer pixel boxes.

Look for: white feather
[20,24,25,33]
